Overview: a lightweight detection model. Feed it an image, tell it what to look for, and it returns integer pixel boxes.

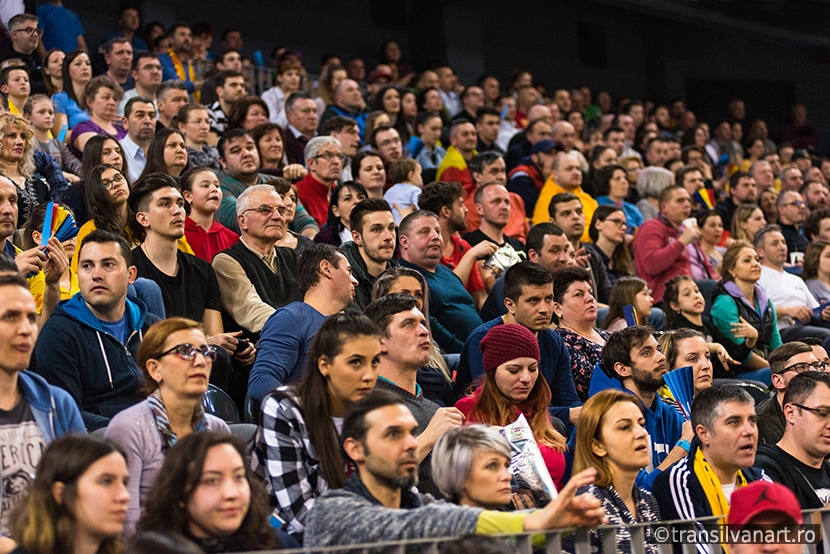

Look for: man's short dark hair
[691,384,754,433]
[341,389,408,450]
[369,124,396,150]
[600,325,655,379]
[168,22,191,35]
[349,197,392,235]
[525,117,551,136]
[0,65,27,88]
[769,342,813,374]
[364,293,419,337]
[783,372,830,408]
[0,272,28,290]
[0,252,18,274]
[128,173,181,216]
[801,337,826,347]
[525,223,566,256]
[729,171,751,192]
[468,151,502,176]
[603,126,624,140]
[320,116,358,136]
[504,261,553,303]
[215,70,243,89]
[418,182,462,215]
[217,128,254,160]
[285,91,313,114]
[157,80,188,100]
[548,192,580,220]
[102,37,130,56]
[676,165,703,187]
[214,48,241,68]
[474,106,500,124]
[78,230,133,267]
[297,243,343,295]
[131,52,160,73]
[124,96,155,119]
[220,28,240,41]
[805,209,830,242]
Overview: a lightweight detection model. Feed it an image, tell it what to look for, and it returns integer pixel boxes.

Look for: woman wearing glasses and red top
[104,317,230,537]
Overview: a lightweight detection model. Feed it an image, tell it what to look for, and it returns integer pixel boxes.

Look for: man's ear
[378,335,390,354]
[613,361,632,379]
[771,372,786,393]
[695,424,710,447]
[782,402,797,425]
[439,205,451,221]
[504,296,516,315]
[319,259,334,280]
[527,249,539,264]
[475,203,484,217]
[343,437,365,464]
[134,211,150,229]
[351,229,363,246]
[127,265,138,285]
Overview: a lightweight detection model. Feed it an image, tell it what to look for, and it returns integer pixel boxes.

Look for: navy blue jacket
[32,294,159,431]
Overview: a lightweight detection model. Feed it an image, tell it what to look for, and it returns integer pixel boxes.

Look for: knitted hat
[480,324,540,372]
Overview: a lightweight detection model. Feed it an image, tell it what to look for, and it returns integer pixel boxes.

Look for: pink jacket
[632,215,690,302]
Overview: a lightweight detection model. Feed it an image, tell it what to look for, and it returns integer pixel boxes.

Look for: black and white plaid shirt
[252,387,329,536]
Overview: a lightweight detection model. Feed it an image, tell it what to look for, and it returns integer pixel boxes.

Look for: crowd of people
[0,4,826,554]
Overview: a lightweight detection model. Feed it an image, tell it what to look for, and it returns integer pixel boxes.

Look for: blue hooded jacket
[0,371,85,524]
[587,362,685,490]
[32,294,159,431]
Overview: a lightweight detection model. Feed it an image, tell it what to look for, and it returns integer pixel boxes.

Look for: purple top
[69,119,127,159]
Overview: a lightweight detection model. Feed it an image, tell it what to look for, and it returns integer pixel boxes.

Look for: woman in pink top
[454,323,567,491]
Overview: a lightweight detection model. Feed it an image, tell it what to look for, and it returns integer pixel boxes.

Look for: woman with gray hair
[431,425,522,509]
[636,166,675,222]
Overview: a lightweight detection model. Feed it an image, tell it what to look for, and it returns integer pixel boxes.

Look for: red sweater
[184,217,239,262]
[631,215,691,302]
[296,173,331,227]
[455,388,564,491]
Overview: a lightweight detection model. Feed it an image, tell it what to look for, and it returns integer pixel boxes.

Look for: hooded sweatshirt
[32,294,159,431]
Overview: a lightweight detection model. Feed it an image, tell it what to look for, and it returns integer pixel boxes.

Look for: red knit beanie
[480,324,540,372]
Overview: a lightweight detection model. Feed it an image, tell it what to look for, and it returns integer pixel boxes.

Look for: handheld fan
[623,304,638,327]
[40,202,78,246]
[663,365,695,421]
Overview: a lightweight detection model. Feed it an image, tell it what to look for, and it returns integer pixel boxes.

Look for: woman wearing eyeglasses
[585,205,635,286]
[104,317,230,537]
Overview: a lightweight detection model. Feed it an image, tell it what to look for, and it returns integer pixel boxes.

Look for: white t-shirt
[758,265,819,329]
[721,481,737,504]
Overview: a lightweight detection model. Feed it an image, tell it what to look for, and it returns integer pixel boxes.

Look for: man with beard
[417,181,495,310]
[455,262,581,427]
[216,129,318,236]
[305,389,606,546]
[398,211,482,343]
[340,198,397,311]
[715,172,757,233]
[159,23,203,97]
[653,385,768,549]
[593,325,694,489]
[800,181,830,214]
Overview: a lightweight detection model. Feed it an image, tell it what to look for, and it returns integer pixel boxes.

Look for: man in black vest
[212,184,301,339]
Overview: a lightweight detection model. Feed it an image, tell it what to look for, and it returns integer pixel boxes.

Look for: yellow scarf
[693,448,748,554]
[167,48,200,102]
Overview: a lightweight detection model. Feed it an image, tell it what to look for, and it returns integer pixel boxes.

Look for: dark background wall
[64,0,830,149]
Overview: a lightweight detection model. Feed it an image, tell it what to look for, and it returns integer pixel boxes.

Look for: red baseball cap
[727,481,803,527]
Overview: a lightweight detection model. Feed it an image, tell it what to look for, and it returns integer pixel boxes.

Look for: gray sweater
[305,474,482,547]
[104,398,229,535]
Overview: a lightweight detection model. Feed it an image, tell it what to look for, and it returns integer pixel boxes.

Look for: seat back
[203,384,241,423]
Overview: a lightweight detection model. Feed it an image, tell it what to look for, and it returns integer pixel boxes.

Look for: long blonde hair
[0,113,36,178]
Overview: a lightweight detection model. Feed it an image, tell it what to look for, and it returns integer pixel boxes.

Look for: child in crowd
[384,157,423,224]
[24,94,82,183]
[0,65,30,115]
[603,276,654,332]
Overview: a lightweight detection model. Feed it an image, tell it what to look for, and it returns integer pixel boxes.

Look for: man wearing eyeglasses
[212,184,302,339]
[34,230,161,431]
[296,136,343,227]
[755,371,830,509]
[756,342,821,445]
[0,14,46,95]
[776,190,809,258]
